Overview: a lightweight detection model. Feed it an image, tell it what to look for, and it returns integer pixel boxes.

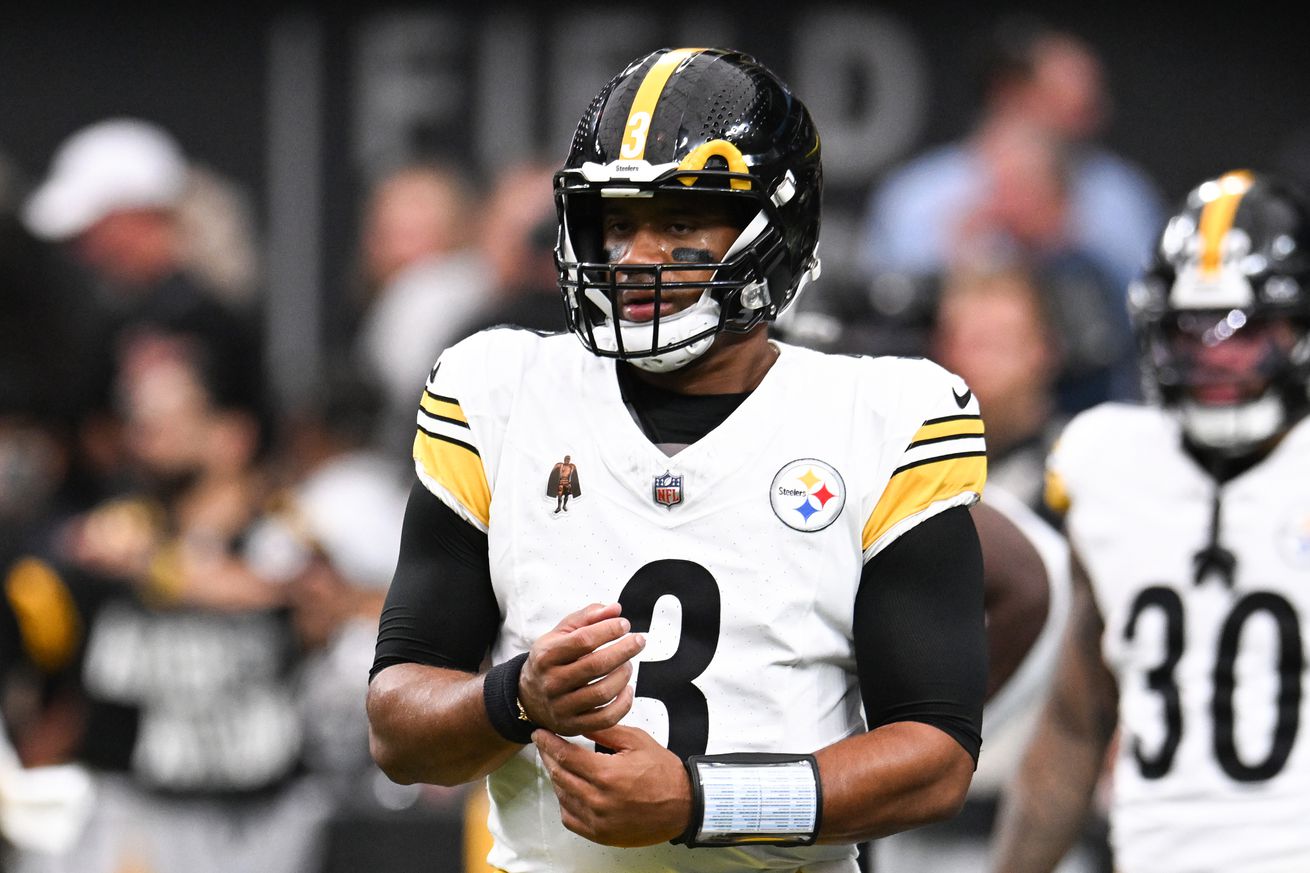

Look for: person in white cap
[23,118,264,439]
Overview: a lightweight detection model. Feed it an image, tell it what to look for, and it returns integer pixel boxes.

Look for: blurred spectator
[2,335,331,873]
[857,14,1164,296]
[244,368,472,868]
[174,164,262,308]
[20,118,266,469]
[246,368,406,800]
[453,160,565,337]
[842,109,1139,411]
[350,163,492,456]
[928,259,1065,519]
[0,167,99,567]
[868,486,1109,873]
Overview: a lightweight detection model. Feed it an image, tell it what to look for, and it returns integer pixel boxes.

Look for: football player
[367,48,989,872]
[989,170,1310,873]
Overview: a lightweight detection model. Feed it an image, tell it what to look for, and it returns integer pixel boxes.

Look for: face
[599,194,742,323]
[932,275,1054,409]
[1164,310,1301,405]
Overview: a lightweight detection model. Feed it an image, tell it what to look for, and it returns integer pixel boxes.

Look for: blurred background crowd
[2,4,1309,873]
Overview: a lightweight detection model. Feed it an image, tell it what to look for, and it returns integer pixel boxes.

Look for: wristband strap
[670,753,822,848]
[482,652,538,744]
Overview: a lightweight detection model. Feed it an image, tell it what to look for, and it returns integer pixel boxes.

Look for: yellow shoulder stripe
[863,453,987,550]
[420,391,468,425]
[5,557,81,672]
[911,415,984,444]
[414,430,491,528]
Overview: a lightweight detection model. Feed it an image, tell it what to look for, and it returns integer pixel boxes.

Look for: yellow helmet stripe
[620,48,704,160]
[1198,170,1254,275]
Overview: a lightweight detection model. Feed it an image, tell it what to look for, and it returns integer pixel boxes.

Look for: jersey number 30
[1127,587,1303,782]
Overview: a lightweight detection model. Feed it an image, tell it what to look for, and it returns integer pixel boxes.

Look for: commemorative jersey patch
[545,454,581,514]
[770,459,845,532]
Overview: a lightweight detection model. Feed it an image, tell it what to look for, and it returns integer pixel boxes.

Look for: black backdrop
[5,2,1310,406]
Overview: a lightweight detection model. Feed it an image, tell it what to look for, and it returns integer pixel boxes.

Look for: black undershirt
[615,362,750,449]
[372,365,986,761]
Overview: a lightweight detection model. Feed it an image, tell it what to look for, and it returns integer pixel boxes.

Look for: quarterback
[990,171,1310,873]
[367,48,988,872]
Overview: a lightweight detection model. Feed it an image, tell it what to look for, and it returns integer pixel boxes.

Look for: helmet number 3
[620,112,651,160]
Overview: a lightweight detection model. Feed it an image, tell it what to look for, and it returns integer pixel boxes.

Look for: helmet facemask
[1142,306,1310,454]
[556,173,803,373]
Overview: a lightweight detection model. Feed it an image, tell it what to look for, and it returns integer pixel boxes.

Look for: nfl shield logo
[652,471,683,509]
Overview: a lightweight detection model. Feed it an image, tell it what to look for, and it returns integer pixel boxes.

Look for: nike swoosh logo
[953,387,972,409]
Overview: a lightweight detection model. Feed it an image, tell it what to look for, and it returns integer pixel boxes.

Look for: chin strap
[1192,479,1236,588]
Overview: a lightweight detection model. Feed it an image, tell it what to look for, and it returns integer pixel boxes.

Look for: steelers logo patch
[770,458,845,532]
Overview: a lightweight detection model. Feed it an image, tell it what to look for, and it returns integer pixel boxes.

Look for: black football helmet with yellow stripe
[554,47,822,372]
[1128,170,1310,455]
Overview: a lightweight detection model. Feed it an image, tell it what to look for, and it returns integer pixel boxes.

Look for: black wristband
[482,652,538,744]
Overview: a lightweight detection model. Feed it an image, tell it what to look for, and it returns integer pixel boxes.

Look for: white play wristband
[671,753,821,848]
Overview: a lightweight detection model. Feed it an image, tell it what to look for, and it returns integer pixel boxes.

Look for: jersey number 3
[615,559,721,760]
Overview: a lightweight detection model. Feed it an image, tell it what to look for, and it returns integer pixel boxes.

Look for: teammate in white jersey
[366,48,990,873]
[990,169,1310,873]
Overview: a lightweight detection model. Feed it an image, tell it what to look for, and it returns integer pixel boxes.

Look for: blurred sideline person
[350,163,492,456]
[367,48,989,873]
[453,160,565,338]
[857,14,1163,296]
[19,118,265,509]
[990,170,1310,872]
[1,335,330,873]
[929,260,1066,520]
[867,486,1107,873]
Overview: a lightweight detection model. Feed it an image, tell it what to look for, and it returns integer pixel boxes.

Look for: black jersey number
[614,559,721,760]
[1126,586,1303,782]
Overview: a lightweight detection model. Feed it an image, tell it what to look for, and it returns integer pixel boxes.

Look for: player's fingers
[555,661,633,715]
[553,630,644,687]
[534,730,595,782]
[535,616,636,669]
[568,683,635,733]
[551,602,621,635]
[560,616,635,660]
[582,723,650,752]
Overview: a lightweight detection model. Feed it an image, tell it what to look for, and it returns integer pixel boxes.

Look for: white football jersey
[1050,403,1310,873]
[413,329,986,873]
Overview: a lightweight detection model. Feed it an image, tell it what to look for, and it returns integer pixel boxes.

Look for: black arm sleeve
[854,505,987,763]
[369,481,501,681]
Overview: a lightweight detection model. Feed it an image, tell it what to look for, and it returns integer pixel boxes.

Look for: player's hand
[534,725,691,847]
[519,602,645,736]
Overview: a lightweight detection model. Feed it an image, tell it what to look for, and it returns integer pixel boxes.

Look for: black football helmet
[554,47,822,372]
[1128,170,1310,455]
